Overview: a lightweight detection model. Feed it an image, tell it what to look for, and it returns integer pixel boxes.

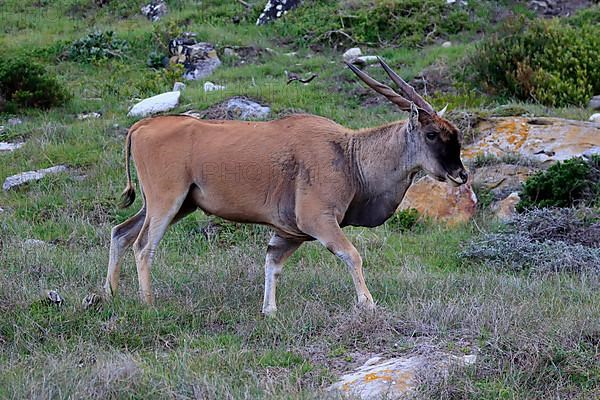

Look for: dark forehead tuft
[431,114,461,142]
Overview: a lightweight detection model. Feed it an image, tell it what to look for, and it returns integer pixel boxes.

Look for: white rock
[204,82,226,92]
[172,82,186,92]
[354,55,379,65]
[23,239,48,248]
[3,165,68,191]
[77,112,101,120]
[442,41,452,48]
[7,118,22,126]
[0,142,25,152]
[343,47,362,62]
[127,91,180,117]
[589,95,600,110]
[225,98,270,120]
[589,113,600,123]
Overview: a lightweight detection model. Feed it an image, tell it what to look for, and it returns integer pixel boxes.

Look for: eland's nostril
[459,170,468,182]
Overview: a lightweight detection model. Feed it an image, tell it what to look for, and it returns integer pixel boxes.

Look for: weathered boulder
[471,163,534,199]
[187,97,270,121]
[343,47,362,63]
[329,353,476,399]
[141,1,167,22]
[493,192,521,221]
[182,42,221,81]
[589,95,600,110]
[127,91,180,117]
[398,176,477,225]
[3,165,68,191]
[256,0,301,25]
[590,113,600,123]
[462,117,600,163]
[0,142,24,152]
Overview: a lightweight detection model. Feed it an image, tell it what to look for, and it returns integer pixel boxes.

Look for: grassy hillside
[1,1,599,398]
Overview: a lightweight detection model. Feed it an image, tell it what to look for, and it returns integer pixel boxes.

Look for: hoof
[262,306,277,317]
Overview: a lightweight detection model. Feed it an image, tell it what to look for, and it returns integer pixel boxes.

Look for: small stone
[77,112,101,120]
[172,82,186,92]
[46,290,64,306]
[589,95,600,110]
[7,118,22,126]
[204,82,226,92]
[589,113,600,123]
[493,192,521,221]
[24,239,47,248]
[462,354,477,366]
[223,47,238,57]
[343,47,362,63]
[127,91,180,117]
[3,165,69,191]
[0,142,25,152]
[442,41,452,48]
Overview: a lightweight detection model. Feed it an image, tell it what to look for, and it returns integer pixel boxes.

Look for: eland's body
[105,59,468,314]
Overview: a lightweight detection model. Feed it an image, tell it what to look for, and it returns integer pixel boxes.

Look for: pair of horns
[346,57,445,116]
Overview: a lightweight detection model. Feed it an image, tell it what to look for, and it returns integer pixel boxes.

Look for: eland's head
[346,58,468,186]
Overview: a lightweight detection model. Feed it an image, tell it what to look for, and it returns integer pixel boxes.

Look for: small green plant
[387,208,420,232]
[67,31,128,63]
[517,156,600,211]
[463,18,600,107]
[0,55,70,113]
[146,51,166,69]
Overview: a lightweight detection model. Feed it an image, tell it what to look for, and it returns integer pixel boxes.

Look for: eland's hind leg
[132,192,190,304]
[105,208,146,297]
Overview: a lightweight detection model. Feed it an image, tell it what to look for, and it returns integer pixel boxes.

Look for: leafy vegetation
[0,55,70,113]
[464,17,600,107]
[67,30,129,63]
[517,156,600,211]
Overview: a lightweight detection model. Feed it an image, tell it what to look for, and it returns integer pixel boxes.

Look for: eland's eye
[426,132,437,140]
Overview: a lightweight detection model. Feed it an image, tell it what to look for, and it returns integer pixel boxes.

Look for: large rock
[471,163,534,199]
[589,95,600,110]
[127,91,180,117]
[256,0,301,25]
[462,117,600,163]
[3,165,68,191]
[182,43,221,81]
[398,176,477,225]
[590,113,600,123]
[493,192,521,221]
[329,354,476,399]
[187,97,270,120]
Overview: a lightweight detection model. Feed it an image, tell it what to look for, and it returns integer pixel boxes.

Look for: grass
[1,0,599,398]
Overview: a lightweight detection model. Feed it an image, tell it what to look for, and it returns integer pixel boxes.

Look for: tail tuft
[118,185,135,208]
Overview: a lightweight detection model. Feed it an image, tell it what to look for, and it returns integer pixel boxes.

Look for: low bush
[461,208,600,273]
[517,156,600,211]
[463,18,600,107]
[271,0,484,47]
[387,208,420,232]
[67,31,128,63]
[0,55,70,113]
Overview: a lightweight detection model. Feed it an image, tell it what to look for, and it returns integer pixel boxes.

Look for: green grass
[1,0,599,399]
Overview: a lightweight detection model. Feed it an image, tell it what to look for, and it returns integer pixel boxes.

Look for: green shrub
[67,31,128,63]
[271,0,483,47]
[0,55,70,113]
[517,156,600,211]
[387,208,420,232]
[464,18,600,107]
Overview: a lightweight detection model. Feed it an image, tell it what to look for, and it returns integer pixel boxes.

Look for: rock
[352,56,379,67]
[223,47,238,57]
[399,176,477,225]
[127,91,180,117]
[589,113,600,123]
[179,42,221,81]
[7,118,22,126]
[589,96,600,110]
[343,47,362,63]
[46,290,64,306]
[0,142,25,152]
[24,239,48,248]
[224,97,270,120]
[3,165,69,191]
[493,192,521,221]
[471,164,534,199]
[329,353,477,399]
[256,0,301,25]
[172,82,186,92]
[442,41,452,48]
[141,0,167,21]
[204,81,225,92]
[462,117,600,163]
[77,112,101,120]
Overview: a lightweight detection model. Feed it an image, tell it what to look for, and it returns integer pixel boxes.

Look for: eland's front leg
[262,234,303,316]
